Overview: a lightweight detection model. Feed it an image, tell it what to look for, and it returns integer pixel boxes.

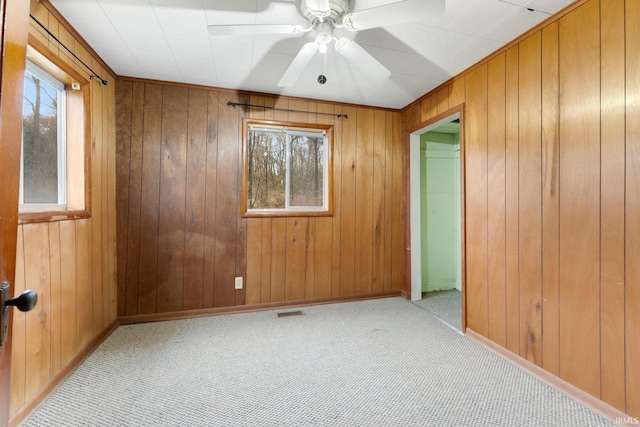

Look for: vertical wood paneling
[115,80,132,316]
[340,106,357,295]
[331,105,344,297]
[58,220,77,366]
[246,219,262,305]
[75,219,93,350]
[449,78,465,108]
[541,21,560,376]
[48,222,62,373]
[202,90,219,308]
[156,86,188,312]
[22,224,51,401]
[137,84,162,314]
[355,107,374,295]
[9,229,26,416]
[437,87,449,114]
[518,33,542,365]
[372,109,386,294]
[183,89,208,310]
[599,0,625,411]
[465,64,489,336]
[315,103,334,298]
[487,53,507,347]
[213,92,240,307]
[504,45,520,354]
[124,82,144,315]
[626,0,640,416]
[11,5,118,419]
[558,0,601,397]
[390,111,405,289]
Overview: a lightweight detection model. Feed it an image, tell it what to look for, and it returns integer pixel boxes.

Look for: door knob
[1,281,38,346]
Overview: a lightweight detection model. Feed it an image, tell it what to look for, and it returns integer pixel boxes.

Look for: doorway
[409,109,464,332]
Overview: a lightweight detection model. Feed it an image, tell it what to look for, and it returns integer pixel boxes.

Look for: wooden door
[0,1,31,425]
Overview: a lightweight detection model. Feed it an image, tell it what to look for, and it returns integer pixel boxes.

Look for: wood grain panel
[213,92,240,307]
[372,109,386,294]
[355,107,374,295]
[202,90,219,308]
[390,111,405,290]
[599,0,625,411]
[449,78,465,108]
[270,218,286,302]
[22,224,51,401]
[383,112,394,291]
[124,82,144,316]
[558,0,601,397]
[246,218,262,305]
[331,105,344,297]
[48,222,62,373]
[487,53,507,347]
[314,103,335,298]
[285,218,307,300]
[91,73,105,336]
[115,80,132,316]
[437,87,449,115]
[58,220,77,367]
[465,64,489,336]
[518,32,542,365]
[9,228,26,417]
[183,89,208,310]
[340,106,358,295]
[504,45,520,355]
[137,83,162,314]
[75,219,93,350]
[626,0,640,416]
[541,21,560,377]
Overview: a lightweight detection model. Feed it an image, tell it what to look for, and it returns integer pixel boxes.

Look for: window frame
[241,118,334,218]
[21,59,68,211]
[19,39,91,223]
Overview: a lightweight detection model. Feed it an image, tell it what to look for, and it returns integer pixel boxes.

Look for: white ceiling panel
[49,0,577,109]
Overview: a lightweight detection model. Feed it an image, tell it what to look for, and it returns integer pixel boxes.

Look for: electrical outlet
[234,276,243,290]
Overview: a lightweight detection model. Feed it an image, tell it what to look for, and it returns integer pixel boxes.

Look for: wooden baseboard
[464,328,630,424]
[9,320,119,427]
[118,291,402,325]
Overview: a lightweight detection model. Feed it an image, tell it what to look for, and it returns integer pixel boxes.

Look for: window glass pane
[290,134,324,207]
[247,130,286,209]
[22,66,61,203]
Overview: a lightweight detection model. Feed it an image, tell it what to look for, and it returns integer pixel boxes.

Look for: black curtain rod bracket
[29,14,108,86]
[227,101,348,119]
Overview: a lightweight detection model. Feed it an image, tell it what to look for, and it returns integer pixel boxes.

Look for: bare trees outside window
[243,120,333,217]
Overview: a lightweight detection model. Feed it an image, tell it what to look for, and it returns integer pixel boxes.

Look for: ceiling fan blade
[278,42,320,87]
[208,24,308,36]
[334,38,391,81]
[342,0,445,31]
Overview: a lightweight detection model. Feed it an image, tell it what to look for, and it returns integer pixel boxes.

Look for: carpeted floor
[413,289,462,331]
[21,297,613,427]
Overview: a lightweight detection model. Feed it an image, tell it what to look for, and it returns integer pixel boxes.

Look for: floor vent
[277,310,304,318]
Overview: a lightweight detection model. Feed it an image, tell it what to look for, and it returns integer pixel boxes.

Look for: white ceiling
[48,0,575,109]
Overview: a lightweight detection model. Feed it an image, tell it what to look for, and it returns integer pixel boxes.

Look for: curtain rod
[29,14,109,86]
[227,101,348,119]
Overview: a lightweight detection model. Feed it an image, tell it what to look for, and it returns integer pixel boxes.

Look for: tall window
[21,60,67,209]
[19,43,90,221]
[242,120,333,217]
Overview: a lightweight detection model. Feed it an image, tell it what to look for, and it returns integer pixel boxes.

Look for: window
[242,119,333,217]
[21,60,66,209]
[19,43,90,221]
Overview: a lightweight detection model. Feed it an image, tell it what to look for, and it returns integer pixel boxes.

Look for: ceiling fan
[207,0,445,87]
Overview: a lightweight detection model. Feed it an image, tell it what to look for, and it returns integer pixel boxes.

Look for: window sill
[18,209,91,224]
[242,209,333,218]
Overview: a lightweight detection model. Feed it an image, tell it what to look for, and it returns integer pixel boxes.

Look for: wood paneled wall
[404,0,638,417]
[116,83,405,316]
[9,1,117,420]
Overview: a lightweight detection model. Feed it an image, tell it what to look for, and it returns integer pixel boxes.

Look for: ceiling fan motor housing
[300,0,352,25]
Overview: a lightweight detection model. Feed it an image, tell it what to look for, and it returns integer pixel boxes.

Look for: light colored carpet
[22,297,613,427]
[413,289,462,331]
